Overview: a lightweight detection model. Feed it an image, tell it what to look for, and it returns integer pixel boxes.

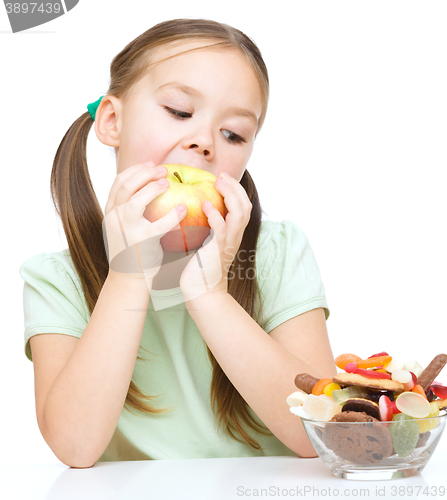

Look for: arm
[33,271,152,468]
[185,295,336,458]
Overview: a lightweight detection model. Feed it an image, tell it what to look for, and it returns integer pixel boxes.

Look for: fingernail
[156,166,166,172]
[157,178,168,185]
[176,204,186,213]
[219,175,226,184]
[145,161,154,167]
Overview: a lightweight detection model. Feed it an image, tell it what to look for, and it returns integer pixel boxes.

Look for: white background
[1,0,446,466]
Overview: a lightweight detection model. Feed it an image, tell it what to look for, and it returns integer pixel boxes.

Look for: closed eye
[222,129,246,144]
[164,106,192,119]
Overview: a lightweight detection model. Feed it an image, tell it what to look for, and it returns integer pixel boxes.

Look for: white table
[2,451,446,500]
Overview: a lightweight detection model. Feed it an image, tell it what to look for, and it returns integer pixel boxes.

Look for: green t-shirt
[19,220,329,461]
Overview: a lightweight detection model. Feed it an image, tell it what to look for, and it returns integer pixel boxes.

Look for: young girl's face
[114,39,263,181]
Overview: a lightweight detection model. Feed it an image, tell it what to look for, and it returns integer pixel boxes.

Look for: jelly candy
[335,353,363,370]
[302,394,342,421]
[432,384,447,399]
[311,378,333,396]
[379,395,393,422]
[404,360,424,378]
[286,390,308,407]
[416,402,440,433]
[389,413,420,457]
[411,384,428,400]
[368,351,390,358]
[357,355,392,369]
[331,385,369,404]
[323,382,341,397]
[344,362,358,373]
[395,391,431,418]
[383,359,405,373]
[355,368,391,379]
[391,369,415,391]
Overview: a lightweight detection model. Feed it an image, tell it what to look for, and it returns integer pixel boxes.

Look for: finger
[105,163,167,213]
[149,204,187,237]
[202,200,227,248]
[125,178,171,216]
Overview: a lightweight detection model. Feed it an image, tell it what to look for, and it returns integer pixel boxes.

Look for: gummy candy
[331,386,369,404]
[344,362,358,373]
[395,391,431,418]
[323,382,341,397]
[355,368,391,379]
[368,351,390,358]
[432,384,447,399]
[335,353,363,370]
[379,395,393,422]
[302,394,342,421]
[286,390,308,407]
[383,359,405,373]
[311,378,333,396]
[389,413,420,457]
[391,369,415,391]
[416,402,440,433]
[411,384,428,400]
[357,355,392,369]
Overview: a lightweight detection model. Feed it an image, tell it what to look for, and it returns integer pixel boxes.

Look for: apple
[144,164,227,253]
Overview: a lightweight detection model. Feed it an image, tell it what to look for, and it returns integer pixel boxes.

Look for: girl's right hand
[102,162,187,280]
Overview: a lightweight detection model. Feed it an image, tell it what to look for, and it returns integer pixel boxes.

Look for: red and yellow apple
[144,164,227,253]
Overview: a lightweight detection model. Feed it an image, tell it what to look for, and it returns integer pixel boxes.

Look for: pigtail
[207,169,271,449]
[50,112,167,415]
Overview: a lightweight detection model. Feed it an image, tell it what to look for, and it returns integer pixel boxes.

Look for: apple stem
[173,172,182,183]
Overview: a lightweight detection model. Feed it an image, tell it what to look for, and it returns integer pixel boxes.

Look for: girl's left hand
[179,171,252,303]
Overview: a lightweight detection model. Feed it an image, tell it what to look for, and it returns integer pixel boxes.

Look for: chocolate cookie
[342,398,380,420]
[322,411,394,465]
[333,372,405,393]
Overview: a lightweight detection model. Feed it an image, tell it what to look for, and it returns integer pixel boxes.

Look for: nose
[189,143,210,156]
[183,126,215,160]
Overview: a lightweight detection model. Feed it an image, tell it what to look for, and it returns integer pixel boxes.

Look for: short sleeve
[19,250,90,362]
[255,220,329,334]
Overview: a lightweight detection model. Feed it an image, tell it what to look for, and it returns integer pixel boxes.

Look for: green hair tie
[87,96,104,121]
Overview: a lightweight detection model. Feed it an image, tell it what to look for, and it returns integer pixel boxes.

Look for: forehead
[140,39,262,103]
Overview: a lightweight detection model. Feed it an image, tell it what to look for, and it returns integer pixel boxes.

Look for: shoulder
[19,249,84,302]
[255,219,311,262]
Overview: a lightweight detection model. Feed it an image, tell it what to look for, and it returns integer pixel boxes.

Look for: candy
[411,384,428,400]
[383,359,405,373]
[294,373,319,394]
[323,383,341,397]
[395,391,431,418]
[379,395,393,422]
[355,368,391,379]
[335,353,363,370]
[417,354,447,391]
[357,355,392,369]
[302,394,342,421]
[344,362,358,373]
[432,384,447,399]
[404,360,424,378]
[368,351,390,358]
[416,402,440,433]
[286,390,308,407]
[331,386,369,404]
[311,378,333,396]
[391,369,416,391]
[389,413,420,457]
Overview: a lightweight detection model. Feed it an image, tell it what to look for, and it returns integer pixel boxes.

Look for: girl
[20,19,336,468]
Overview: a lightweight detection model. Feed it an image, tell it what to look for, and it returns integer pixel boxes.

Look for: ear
[94,95,122,147]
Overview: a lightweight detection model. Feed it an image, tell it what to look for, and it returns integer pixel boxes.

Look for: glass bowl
[300,410,447,480]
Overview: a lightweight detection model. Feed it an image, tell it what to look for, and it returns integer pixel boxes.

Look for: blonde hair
[50,18,271,450]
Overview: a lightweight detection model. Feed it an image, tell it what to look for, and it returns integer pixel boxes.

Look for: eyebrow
[155,81,259,127]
